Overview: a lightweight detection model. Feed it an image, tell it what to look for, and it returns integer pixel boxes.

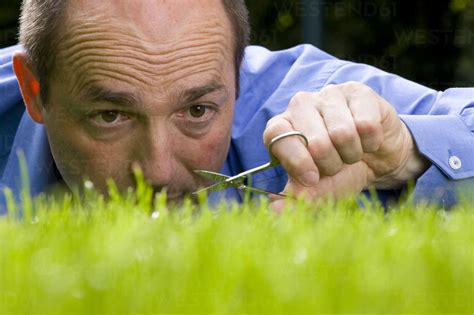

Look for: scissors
[193,131,309,197]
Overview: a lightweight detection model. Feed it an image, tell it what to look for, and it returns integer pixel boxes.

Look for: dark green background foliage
[1,0,473,90]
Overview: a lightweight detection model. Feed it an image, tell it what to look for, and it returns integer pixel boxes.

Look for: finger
[308,162,369,199]
[317,85,363,164]
[268,182,302,214]
[285,93,344,176]
[264,116,320,187]
[279,162,370,204]
[340,82,384,152]
[269,199,286,214]
[268,177,321,212]
[268,192,285,213]
[280,176,321,201]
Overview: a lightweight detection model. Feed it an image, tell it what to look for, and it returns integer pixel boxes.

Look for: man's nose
[133,127,175,187]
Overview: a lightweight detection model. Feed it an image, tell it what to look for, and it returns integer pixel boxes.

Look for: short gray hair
[19,0,250,102]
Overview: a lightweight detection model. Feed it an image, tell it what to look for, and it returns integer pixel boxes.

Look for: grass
[0,180,473,314]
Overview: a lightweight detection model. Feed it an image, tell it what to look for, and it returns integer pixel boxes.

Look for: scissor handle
[267,131,309,165]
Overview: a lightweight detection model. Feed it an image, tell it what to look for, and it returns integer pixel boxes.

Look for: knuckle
[318,85,342,105]
[307,137,333,160]
[264,117,289,143]
[287,155,308,169]
[288,91,313,108]
[346,81,363,87]
[328,127,356,146]
[342,81,372,95]
[282,155,313,177]
[325,160,344,176]
[343,81,364,89]
[307,137,345,176]
[319,84,339,95]
[354,118,380,135]
[344,150,363,165]
[292,91,312,101]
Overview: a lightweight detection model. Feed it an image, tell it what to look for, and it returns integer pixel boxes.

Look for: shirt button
[449,156,462,170]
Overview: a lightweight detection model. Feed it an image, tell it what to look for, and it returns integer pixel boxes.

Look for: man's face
[42,0,236,201]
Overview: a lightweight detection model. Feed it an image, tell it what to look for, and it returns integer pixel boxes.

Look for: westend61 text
[274,1,398,18]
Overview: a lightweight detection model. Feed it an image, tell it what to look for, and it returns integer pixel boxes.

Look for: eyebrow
[178,81,227,104]
[78,85,140,108]
[78,81,227,109]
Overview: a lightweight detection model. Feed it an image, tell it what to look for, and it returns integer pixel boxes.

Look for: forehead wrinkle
[160,62,225,92]
[70,58,224,97]
[61,33,227,67]
[59,18,228,61]
[67,45,226,96]
[136,46,226,79]
[62,10,225,41]
[70,69,148,97]
[63,25,226,50]
[72,59,225,99]
[65,42,225,80]
[58,18,231,97]
[60,30,228,69]
[67,53,159,90]
[62,43,226,91]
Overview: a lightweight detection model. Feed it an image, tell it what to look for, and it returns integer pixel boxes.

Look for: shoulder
[242,44,338,69]
[236,45,349,119]
[0,44,22,65]
[0,45,24,114]
[238,44,350,106]
[240,44,345,91]
[0,45,26,177]
[0,44,23,90]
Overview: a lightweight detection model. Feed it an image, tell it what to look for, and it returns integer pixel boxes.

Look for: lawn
[0,182,473,314]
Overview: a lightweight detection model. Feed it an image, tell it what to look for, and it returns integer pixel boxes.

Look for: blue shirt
[1,44,473,213]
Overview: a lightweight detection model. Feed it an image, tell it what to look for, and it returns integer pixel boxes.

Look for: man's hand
[264,82,430,209]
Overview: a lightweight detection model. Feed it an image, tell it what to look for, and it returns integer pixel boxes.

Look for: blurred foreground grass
[0,185,473,314]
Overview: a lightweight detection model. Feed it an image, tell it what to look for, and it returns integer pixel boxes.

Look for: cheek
[181,118,232,172]
[201,132,231,167]
[46,123,133,190]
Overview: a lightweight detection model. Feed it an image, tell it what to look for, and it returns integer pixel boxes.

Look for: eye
[189,105,207,118]
[175,103,219,134]
[89,110,130,127]
[100,111,120,123]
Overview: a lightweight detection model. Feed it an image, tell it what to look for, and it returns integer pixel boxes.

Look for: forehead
[65,0,228,43]
[54,0,234,97]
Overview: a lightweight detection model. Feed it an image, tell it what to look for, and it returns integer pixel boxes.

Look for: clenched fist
[264,82,430,209]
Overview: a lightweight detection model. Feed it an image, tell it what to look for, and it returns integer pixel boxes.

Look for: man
[0,0,473,214]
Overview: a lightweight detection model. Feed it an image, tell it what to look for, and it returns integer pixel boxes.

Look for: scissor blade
[193,181,234,195]
[240,185,287,198]
[222,162,275,185]
[194,181,286,198]
[193,170,246,195]
[194,170,231,182]
[193,162,275,195]
[193,161,279,196]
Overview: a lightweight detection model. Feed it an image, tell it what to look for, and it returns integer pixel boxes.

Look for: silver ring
[268,131,309,161]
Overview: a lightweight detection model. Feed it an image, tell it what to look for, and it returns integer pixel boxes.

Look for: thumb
[281,177,318,199]
[269,178,320,213]
[274,177,317,202]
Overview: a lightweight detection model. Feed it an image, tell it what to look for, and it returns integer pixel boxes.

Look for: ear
[12,51,45,124]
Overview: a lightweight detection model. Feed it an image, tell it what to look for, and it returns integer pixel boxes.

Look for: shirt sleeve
[325,62,474,207]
